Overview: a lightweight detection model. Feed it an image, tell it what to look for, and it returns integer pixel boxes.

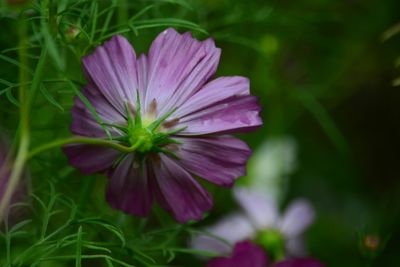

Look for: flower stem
[27,137,143,160]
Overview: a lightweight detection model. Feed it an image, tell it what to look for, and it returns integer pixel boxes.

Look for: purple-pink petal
[63,144,120,175]
[82,35,139,114]
[144,28,221,115]
[70,93,123,139]
[177,95,262,135]
[174,76,250,118]
[233,187,279,230]
[136,54,149,102]
[151,154,213,223]
[70,105,108,138]
[207,241,268,267]
[280,199,315,238]
[191,213,255,255]
[106,154,153,216]
[175,136,251,187]
[79,82,126,124]
[272,258,325,267]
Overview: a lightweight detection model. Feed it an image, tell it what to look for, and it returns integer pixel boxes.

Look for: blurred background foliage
[0,0,399,266]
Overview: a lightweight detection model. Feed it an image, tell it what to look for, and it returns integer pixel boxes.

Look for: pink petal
[175,136,251,187]
[177,95,262,135]
[136,54,149,103]
[78,82,126,124]
[70,105,108,137]
[174,76,250,118]
[70,101,122,138]
[190,213,255,255]
[82,35,140,114]
[272,258,325,267]
[151,154,213,223]
[144,28,221,115]
[106,154,153,216]
[234,187,279,230]
[62,144,120,175]
[280,199,315,238]
[207,241,268,267]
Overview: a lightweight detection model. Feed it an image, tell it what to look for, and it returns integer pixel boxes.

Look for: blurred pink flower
[192,187,315,257]
[206,241,324,267]
[207,241,268,267]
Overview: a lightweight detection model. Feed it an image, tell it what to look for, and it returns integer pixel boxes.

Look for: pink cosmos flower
[63,28,262,223]
[207,241,324,267]
[191,187,315,257]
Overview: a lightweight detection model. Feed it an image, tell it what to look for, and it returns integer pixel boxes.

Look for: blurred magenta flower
[207,241,324,267]
[191,187,315,257]
[64,28,262,223]
[207,241,268,267]
[272,258,325,267]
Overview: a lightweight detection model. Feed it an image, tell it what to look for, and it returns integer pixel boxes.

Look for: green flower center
[120,93,184,157]
[128,126,154,153]
[256,229,285,261]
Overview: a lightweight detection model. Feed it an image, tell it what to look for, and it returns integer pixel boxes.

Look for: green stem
[5,232,10,267]
[77,176,95,212]
[27,46,47,109]
[27,137,142,160]
[117,0,129,26]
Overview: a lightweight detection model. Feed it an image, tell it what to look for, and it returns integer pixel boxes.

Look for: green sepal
[134,90,142,127]
[112,135,130,143]
[101,122,128,133]
[153,135,182,146]
[112,153,128,169]
[118,93,184,156]
[125,102,135,130]
[153,147,180,160]
[147,107,177,132]
[162,126,187,136]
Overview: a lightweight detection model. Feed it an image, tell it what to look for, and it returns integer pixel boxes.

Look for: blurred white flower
[191,137,312,259]
[191,187,315,258]
[247,137,297,203]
